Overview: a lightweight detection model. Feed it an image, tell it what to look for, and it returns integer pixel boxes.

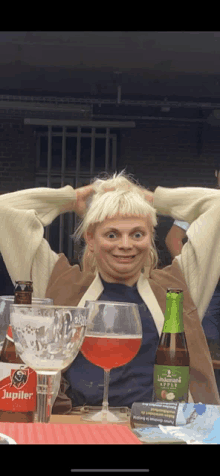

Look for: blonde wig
[73,170,158,276]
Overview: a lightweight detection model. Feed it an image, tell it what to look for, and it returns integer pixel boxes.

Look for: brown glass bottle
[153,288,190,403]
[0,281,36,422]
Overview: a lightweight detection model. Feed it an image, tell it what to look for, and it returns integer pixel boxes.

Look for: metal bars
[90,127,95,174]
[45,126,52,243]
[4,93,220,109]
[34,123,120,262]
[105,128,110,171]
[59,127,66,253]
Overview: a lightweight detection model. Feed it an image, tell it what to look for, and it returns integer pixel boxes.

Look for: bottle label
[153,364,189,402]
[0,363,37,412]
[6,325,14,343]
[14,292,32,304]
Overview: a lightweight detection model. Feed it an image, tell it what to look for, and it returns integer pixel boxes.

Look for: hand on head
[75,184,116,216]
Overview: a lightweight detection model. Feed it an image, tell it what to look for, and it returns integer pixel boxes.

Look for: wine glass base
[82,409,128,423]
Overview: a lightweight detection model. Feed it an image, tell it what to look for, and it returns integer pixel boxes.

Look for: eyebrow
[104,226,147,233]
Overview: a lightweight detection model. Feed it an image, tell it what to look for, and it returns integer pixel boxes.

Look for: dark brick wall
[0,105,89,193]
[119,121,219,190]
[0,109,219,193]
[0,115,36,192]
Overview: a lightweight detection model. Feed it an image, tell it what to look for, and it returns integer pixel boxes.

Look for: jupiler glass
[0,297,53,353]
[9,304,89,423]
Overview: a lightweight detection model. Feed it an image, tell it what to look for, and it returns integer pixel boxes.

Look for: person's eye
[133,231,144,238]
[106,232,117,239]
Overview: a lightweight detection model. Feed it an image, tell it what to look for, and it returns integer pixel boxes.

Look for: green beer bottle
[153,288,190,403]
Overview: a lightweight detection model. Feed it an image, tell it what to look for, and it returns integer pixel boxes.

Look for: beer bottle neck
[162,291,184,333]
[14,281,33,304]
[14,293,32,304]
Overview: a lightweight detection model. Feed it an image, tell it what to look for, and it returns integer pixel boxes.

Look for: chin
[112,266,141,277]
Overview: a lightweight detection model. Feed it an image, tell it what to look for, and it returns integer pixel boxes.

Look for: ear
[84,229,95,253]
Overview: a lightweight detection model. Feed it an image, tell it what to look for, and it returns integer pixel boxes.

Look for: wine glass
[9,304,89,423]
[80,301,142,423]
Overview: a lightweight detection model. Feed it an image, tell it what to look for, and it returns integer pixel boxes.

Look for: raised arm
[165,220,189,258]
[153,186,220,320]
[0,184,96,298]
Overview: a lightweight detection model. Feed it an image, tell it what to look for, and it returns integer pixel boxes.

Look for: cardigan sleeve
[0,185,77,298]
[153,186,220,320]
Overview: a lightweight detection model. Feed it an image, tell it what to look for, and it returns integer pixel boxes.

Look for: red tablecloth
[0,422,141,444]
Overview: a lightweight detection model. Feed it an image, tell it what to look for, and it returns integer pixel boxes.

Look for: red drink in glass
[80,334,142,370]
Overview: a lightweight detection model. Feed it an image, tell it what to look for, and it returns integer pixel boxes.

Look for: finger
[83,184,95,194]
[143,192,154,203]
[103,186,115,192]
[76,184,94,200]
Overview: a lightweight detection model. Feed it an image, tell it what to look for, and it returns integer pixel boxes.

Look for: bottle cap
[15,281,33,293]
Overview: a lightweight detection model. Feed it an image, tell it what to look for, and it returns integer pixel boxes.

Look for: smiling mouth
[113,255,136,259]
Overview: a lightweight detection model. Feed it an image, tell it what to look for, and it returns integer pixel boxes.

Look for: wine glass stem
[102,369,110,418]
[35,373,55,423]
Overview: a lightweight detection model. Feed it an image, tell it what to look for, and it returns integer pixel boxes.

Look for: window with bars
[35,124,119,265]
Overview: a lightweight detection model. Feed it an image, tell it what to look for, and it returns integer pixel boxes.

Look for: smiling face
[85,215,152,286]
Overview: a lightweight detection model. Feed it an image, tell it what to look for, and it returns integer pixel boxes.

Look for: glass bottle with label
[1,282,33,363]
[0,281,36,422]
[153,288,190,403]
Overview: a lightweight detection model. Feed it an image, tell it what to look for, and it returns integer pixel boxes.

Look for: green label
[153,364,189,403]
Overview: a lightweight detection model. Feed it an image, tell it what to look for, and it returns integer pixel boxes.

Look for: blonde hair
[73,170,158,276]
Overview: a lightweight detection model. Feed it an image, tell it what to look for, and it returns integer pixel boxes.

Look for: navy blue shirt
[202,283,220,395]
[64,277,160,408]
[202,283,220,340]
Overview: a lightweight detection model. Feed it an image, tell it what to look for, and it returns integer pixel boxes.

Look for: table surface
[50,413,132,426]
[0,413,142,445]
[50,413,186,444]
[0,413,186,444]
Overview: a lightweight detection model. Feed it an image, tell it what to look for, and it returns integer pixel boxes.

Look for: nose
[118,234,133,249]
